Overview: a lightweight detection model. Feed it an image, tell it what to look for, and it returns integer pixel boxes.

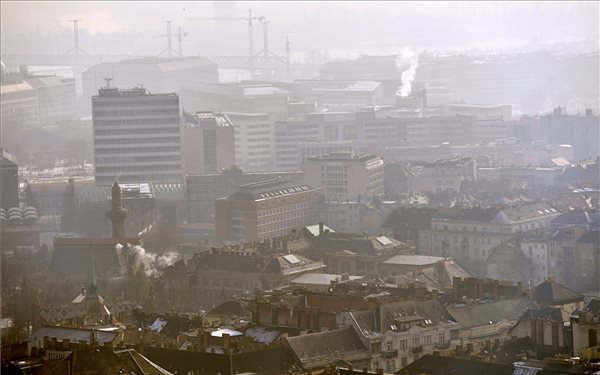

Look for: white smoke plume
[396,46,420,97]
[115,243,179,277]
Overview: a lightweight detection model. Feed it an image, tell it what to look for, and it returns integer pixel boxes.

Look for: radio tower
[64,19,88,57]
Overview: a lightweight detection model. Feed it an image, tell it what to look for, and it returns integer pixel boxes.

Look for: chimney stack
[318,222,324,236]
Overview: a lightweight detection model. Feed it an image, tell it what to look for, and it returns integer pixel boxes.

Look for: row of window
[96,164,181,173]
[94,117,180,126]
[94,127,180,136]
[96,155,181,164]
[93,108,179,117]
[93,99,178,107]
[95,137,180,145]
[95,146,180,154]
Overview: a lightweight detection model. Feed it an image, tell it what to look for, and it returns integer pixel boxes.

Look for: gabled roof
[447,297,534,330]
[533,280,583,306]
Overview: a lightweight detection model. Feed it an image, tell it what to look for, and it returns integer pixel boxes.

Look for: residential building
[0,78,39,154]
[161,249,325,309]
[92,85,182,185]
[427,202,560,274]
[215,178,323,242]
[181,111,235,174]
[226,112,276,171]
[289,273,363,293]
[82,57,218,115]
[186,166,303,223]
[520,234,550,286]
[285,327,372,370]
[341,299,462,372]
[574,231,600,292]
[447,297,534,353]
[409,157,476,195]
[304,231,408,277]
[302,152,384,202]
[547,226,587,289]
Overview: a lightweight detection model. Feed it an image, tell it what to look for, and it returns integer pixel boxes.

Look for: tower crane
[188,9,264,71]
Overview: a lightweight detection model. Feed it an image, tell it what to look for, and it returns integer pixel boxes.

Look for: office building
[302,152,384,202]
[92,85,182,186]
[181,111,235,174]
[215,178,323,242]
[226,112,276,171]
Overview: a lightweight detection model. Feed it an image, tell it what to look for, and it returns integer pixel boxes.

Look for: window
[399,339,408,351]
[387,341,393,351]
[401,357,408,368]
[438,333,445,343]
[424,335,432,345]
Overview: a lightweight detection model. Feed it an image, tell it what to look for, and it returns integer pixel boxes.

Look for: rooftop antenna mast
[103,77,113,88]
[156,20,179,57]
[64,19,89,57]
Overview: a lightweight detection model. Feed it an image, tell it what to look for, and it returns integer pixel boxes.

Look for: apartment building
[302,152,384,202]
[92,85,182,185]
[426,203,560,274]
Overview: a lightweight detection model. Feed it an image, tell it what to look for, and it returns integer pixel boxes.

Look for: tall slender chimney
[106,182,128,238]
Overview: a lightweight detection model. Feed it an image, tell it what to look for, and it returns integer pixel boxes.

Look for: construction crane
[64,19,88,57]
[189,9,264,71]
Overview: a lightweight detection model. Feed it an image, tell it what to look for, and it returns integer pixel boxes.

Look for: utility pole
[177,26,188,57]
[285,35,291,81]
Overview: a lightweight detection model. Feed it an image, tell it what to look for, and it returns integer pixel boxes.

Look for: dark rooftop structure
[532,280,584,307]
[397,354,513,375]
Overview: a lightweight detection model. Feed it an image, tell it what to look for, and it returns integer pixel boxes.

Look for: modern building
[302,152,384,202]
[0,78,39,154]
[92,85,182,185]
[215,178,323,242]
[181,111,235,174]
[178,81,291,115]
[27,75,76,125]
[82,57,218,115]
[226,112,276,171]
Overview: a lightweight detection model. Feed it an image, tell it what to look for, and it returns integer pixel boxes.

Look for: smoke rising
[396,46,420,97]
[115,243,178,277]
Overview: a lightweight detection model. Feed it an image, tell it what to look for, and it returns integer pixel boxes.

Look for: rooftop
[383,254,445,266]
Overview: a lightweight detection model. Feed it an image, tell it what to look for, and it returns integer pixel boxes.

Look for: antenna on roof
[103,77,113,88]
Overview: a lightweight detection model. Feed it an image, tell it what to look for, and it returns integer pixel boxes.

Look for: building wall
[92,87,182,185]
[226,112,276,171]
[302,154,384,202]
[35,78,77,124]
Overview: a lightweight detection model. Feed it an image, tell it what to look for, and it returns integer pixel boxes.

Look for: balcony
[381,349,398,358]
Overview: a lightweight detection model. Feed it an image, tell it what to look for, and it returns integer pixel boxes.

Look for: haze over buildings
[1,1,599,375]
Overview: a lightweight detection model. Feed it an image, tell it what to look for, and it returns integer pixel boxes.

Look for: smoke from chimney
[396,46,420,97]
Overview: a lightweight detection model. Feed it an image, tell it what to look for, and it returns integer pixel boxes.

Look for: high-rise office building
[92,85,182,186]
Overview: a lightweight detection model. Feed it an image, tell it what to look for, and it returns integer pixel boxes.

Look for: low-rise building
[161,249,325,310]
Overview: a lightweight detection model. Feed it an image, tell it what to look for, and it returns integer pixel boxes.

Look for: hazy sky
[1,1,598,57]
